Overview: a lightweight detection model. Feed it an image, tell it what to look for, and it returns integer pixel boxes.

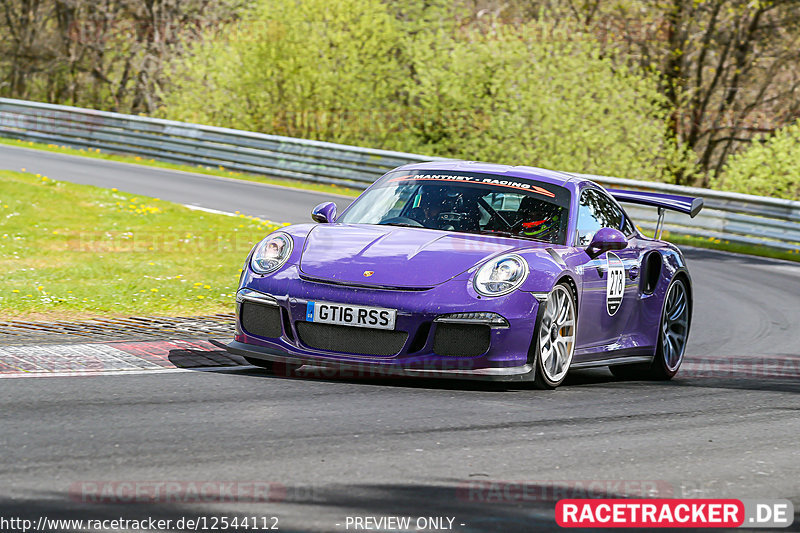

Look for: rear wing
[607,189,704,218]
[607,189,704,239]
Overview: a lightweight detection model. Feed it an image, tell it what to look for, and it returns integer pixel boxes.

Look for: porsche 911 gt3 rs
[215,161,703,388]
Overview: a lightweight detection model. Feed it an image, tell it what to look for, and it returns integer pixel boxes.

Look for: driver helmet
[518,196,560,238]
[522,216,559,237]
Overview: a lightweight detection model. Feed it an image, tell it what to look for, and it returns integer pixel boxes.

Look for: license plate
[305,301,396,330]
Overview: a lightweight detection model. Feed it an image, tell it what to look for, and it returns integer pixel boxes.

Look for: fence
[1,97,798,252]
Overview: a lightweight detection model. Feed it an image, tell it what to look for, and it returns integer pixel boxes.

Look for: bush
[403,21,692,181]
[718,122,800,200]
[161,0,408,146]
[161,1,694,182]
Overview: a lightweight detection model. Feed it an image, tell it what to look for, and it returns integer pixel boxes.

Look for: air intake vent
[433,323,490,357]
[240,301,282,338]
[296,322,407,357]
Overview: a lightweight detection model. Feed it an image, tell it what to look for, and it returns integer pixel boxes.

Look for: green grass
[661,232,800,262]
[634,227,799,262]
[0,170,283,319]
[0,136,361,198]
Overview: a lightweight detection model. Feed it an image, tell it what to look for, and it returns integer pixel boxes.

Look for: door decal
[606,252,625,316]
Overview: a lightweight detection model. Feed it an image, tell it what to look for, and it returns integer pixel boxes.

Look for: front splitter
[210,339,535,382]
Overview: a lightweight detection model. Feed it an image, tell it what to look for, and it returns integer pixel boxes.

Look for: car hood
[299,224,532,287]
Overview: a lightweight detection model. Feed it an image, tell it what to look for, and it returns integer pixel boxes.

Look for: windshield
[338,170,571,244]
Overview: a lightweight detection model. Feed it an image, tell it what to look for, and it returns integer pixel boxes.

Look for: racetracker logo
[556,499,794,528]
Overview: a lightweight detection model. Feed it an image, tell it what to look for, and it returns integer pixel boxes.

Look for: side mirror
[588,227,627,255]
[311,202,337,223]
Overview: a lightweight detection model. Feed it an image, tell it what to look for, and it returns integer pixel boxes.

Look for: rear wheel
[244,357,301,376]
[533,283,577,389]
[610,277,689,380]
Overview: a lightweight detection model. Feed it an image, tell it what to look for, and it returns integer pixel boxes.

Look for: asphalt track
[1,144,800,532]
[0,144,354,223]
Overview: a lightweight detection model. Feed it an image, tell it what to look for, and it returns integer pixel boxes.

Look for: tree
[718,121,800,199]
[163,4,691,181]
[525,0,800,186]
[0,0,243,113]
[403,19,690,181]
[161,0,408,145]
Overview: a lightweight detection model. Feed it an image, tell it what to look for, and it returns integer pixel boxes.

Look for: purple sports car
[216,161,703,388]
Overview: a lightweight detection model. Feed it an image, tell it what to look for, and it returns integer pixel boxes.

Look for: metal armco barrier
[1,97,798,252]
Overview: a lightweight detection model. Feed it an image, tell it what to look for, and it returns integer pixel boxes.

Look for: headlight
[250,232,293,274]
[473,254,529,296]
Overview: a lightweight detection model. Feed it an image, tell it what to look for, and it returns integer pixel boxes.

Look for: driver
[411,186,450,228]
[517,196,561,242]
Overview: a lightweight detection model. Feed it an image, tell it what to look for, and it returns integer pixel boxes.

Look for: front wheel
[244,357,301,377]
[533,283,577,389]
[611,277,690,380]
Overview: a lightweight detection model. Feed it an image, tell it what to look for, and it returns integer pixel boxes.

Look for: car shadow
[168,348,800,395]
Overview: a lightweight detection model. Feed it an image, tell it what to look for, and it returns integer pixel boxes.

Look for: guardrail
[1,97,798,253]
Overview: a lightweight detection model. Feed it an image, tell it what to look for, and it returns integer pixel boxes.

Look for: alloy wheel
[538,284,576,383]
[662,279,689,371]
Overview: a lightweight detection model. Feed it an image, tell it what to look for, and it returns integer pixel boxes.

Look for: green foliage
[162,0,408,146]
[403,22,693,181]
[161,1,694,182]
[718,122,800,200]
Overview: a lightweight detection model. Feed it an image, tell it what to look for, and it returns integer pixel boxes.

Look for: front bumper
[221,265,543,381]
[215,340,534,382]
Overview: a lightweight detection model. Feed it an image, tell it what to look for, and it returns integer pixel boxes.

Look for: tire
[533,282,577,389]
[610,277,690,380]
[244,357,301,376]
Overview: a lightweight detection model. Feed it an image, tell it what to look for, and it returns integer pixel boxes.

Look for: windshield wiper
[477,229,547,242]
[380,222,420,228]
